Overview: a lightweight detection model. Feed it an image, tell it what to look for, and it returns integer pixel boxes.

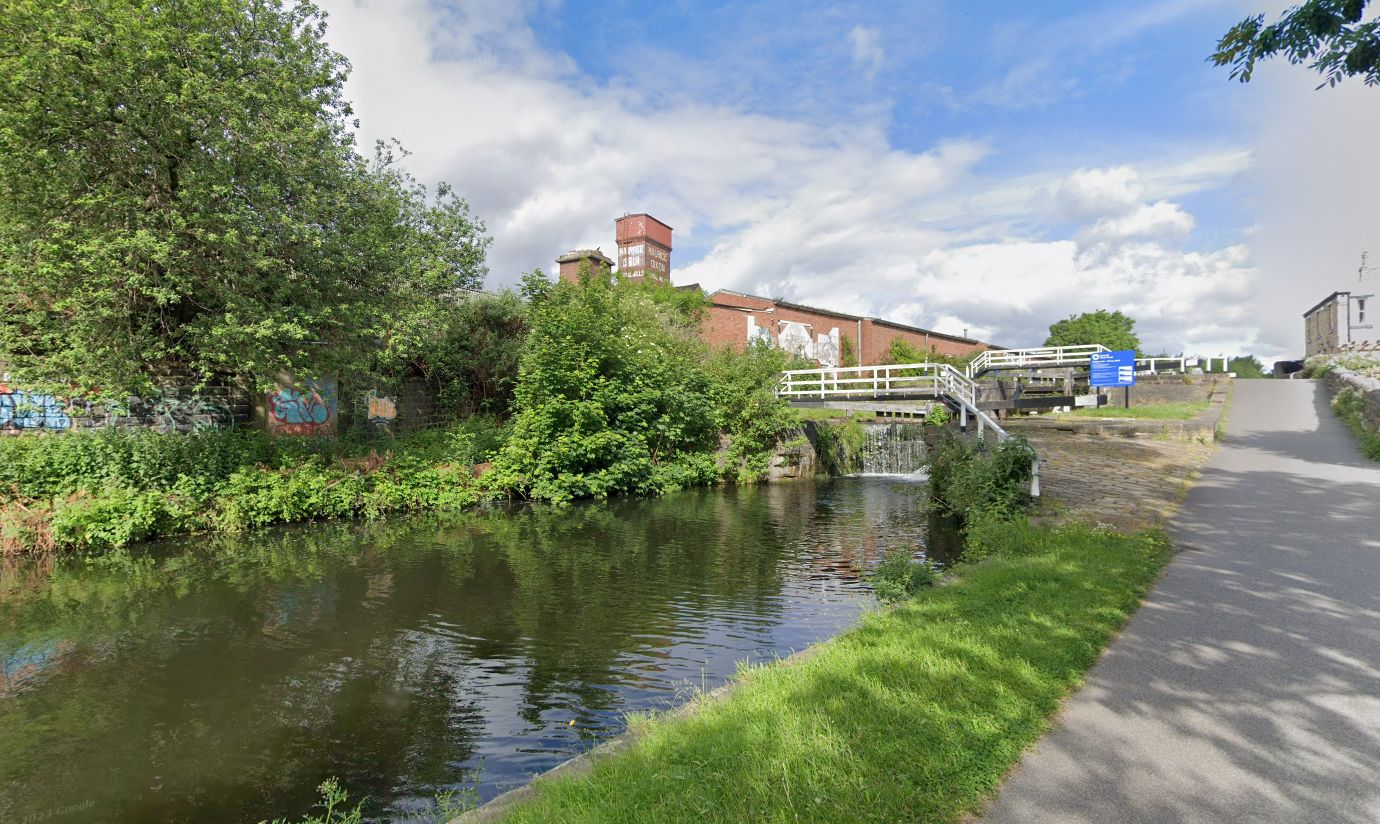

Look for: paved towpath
[983,379,1380,823]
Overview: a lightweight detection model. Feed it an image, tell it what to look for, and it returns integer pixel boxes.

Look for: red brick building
[702,290,996,367]
[556,213,998,365]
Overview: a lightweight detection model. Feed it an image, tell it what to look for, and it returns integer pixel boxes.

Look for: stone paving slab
[1022,431,1216,532]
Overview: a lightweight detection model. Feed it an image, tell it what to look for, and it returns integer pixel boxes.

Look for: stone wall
[1324,367,1380,431]
[766,428,819,481]
[1123,375,1221,407]
[0,382,251,435]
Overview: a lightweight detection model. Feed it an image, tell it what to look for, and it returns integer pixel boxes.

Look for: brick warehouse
[558,213,998,367]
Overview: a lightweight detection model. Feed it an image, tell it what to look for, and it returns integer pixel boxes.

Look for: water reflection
[0,478,934,823]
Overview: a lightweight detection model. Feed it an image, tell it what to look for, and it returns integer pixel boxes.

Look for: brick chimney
[615,213,672,284]
[556,248,614,284]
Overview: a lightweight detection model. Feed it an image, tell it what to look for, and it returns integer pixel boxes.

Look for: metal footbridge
[779,361,1009,439]
[776,344,1120,437]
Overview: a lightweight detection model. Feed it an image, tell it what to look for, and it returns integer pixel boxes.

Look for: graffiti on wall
[777,322,815,361]
[815,329,841,368]
[141,394,234,433]
[746,316,774,347]
[365,392,397,426]
[267,379,337,436]
[0,384,72,431]
[742,319,843,367]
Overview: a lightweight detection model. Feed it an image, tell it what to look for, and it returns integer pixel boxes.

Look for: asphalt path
[982,379,1380,823]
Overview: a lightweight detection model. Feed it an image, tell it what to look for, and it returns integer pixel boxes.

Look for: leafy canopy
[1212,1,1380,87]
[0,0,489,395]
[1044,310,1141,353]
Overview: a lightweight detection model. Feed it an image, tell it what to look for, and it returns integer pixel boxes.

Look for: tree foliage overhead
[0,0,490,395]
[1212,1,1380,87]
[1044,310,1141,353]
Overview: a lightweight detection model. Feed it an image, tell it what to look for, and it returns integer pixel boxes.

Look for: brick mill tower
[555,248,613,284]
[615,213,673,284]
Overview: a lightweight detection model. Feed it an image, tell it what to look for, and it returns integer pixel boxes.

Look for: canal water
[0,478,941,823]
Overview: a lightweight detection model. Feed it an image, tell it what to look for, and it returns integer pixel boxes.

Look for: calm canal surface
[0,478,939,823]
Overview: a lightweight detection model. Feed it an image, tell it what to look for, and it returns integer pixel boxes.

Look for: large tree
[0,0,489,396]
[1212,1,1380,87]
[1044,310,1141,353]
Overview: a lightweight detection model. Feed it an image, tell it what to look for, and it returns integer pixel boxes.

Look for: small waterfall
[858,423,927,476]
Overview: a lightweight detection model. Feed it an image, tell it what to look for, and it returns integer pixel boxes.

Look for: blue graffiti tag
[0,390,72,430]
[267,381,337,426]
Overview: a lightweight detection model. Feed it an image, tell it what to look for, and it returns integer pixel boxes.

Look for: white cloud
[319,0,1265,358]
[847,25,883,80]
[1080,201,1195,245]
[1055,166,1146,219]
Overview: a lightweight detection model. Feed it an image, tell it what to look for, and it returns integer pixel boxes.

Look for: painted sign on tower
[615,213,673,284]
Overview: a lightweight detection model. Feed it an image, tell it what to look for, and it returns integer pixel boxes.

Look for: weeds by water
[265,780,362,824]
[866,550,938,603]
[264,777,481,824]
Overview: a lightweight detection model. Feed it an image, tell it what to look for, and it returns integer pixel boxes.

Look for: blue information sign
[1089,350,1136,387]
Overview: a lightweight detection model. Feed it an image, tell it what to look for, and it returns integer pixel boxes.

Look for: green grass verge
[1057,400,1207,420]
[792,407,873,422]
[495,525,1169,824]
[1332,388,1380,461]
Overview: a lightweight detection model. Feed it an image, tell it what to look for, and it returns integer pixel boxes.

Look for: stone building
[1304,291,1376,357]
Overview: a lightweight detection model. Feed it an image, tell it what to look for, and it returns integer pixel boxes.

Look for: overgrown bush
[1333,387,1380,461]
[812,415,868,475]
[388,291,528,417]
[867,550,939,603]
[0,417,505,553]
[923,433,1038,562]
[488,279,797,502]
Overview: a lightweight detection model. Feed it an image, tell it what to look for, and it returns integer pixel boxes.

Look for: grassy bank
[1056,399,1207,420]
[487,523,1168,824]
[1332,388,1380,461]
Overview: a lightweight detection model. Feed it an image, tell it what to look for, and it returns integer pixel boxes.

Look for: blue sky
[322,0,1380,358]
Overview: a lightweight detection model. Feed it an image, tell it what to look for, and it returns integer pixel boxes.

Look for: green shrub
[813,415,868,475]
[489,280,797,501]
[925,405,951,427]
[49,487,197,551]
[867,550,939,602]
[1,417,499,553]
[1332,387,1380,461]
[924,433,1038,562]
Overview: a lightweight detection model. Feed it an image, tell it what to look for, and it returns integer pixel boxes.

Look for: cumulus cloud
[319,0,1264,357]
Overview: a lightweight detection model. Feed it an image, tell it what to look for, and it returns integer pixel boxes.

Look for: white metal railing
[1135,356,1233,374]
[968,344,1108,377]
[970,346,1237,378]
[778,362,1009,443]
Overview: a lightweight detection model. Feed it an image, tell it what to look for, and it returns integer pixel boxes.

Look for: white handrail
[778,362,1009,443]
[967,344,1109,377]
